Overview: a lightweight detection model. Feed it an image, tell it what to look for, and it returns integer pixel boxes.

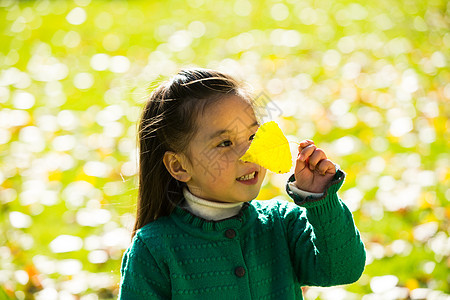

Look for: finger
[298,140,314,152]
[307,148,327,170]
[317,159,336,175]
[298,144,316,162]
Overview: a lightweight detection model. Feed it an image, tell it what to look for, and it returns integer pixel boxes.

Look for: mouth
[236,171,258,185]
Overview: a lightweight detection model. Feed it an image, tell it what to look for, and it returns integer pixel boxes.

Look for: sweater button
[225,229,236,239]
[234,266,245,277]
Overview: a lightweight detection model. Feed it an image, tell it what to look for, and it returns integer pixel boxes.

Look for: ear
[163,151,191,182]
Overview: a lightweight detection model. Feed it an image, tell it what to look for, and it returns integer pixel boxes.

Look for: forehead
[195,95,257,139]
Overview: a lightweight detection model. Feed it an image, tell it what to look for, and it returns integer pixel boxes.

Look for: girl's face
[183,95,267,203]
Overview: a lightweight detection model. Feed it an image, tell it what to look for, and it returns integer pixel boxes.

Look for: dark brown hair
[133,68,248,236]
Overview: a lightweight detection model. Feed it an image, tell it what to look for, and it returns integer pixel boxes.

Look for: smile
[236,171,256,181]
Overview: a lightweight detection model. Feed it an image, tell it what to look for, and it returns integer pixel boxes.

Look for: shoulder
[133,216,183,251]
[137,216,175,237]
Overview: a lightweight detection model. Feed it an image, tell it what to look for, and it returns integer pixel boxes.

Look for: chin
[240,197,254,203]
[245,189,261,202]
[232,192,256,203]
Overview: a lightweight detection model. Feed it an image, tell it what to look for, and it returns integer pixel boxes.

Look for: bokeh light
[1,0,449,299]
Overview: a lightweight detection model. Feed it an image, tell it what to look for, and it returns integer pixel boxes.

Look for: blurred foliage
[0,0,449,299]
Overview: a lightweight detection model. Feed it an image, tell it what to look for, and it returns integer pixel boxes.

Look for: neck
[182,188,244,221]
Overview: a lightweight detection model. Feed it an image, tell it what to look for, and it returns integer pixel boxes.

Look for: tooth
[238,171,256,181]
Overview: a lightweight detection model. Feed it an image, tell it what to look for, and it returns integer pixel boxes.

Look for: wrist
[285,169,346,206]
[289,182,324,197]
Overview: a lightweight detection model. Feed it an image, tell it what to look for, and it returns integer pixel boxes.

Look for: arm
[283,140,365,286]
[118,235,171,299]
[284,170,366,286]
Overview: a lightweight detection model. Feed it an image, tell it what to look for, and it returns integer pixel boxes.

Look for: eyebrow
[208,121,259,139]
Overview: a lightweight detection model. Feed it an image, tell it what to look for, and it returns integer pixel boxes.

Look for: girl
[119,68,365,299]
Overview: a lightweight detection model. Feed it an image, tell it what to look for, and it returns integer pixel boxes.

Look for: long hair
[133,68,247,236]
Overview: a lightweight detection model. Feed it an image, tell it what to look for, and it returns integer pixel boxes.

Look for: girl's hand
[294,140,336,193]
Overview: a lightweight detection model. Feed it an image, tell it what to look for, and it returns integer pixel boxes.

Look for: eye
[249,133,255,141]
[217,140,233,147]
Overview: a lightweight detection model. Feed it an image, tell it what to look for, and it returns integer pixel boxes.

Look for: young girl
[119,68,366,299]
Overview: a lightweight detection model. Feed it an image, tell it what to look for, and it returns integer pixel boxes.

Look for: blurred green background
[0,0,449,299]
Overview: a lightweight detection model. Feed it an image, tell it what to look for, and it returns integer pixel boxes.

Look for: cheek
[206,151,237,169]
[259,169,267,181]
[222,151,239,165]
[192,149,220,170]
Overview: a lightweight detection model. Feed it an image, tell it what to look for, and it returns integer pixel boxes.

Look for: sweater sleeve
[118,235,171,299]
[283,169,366,287]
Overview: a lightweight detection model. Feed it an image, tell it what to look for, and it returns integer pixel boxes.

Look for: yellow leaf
[240,121,292,173]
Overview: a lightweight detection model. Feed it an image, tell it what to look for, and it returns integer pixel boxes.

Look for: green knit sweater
[119,170,366,299]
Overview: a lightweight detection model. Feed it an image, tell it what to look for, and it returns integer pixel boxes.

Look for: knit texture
[119,170,366,299]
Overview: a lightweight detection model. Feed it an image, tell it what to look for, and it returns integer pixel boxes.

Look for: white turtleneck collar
[182,188,244,221]
[181,184,322,221]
